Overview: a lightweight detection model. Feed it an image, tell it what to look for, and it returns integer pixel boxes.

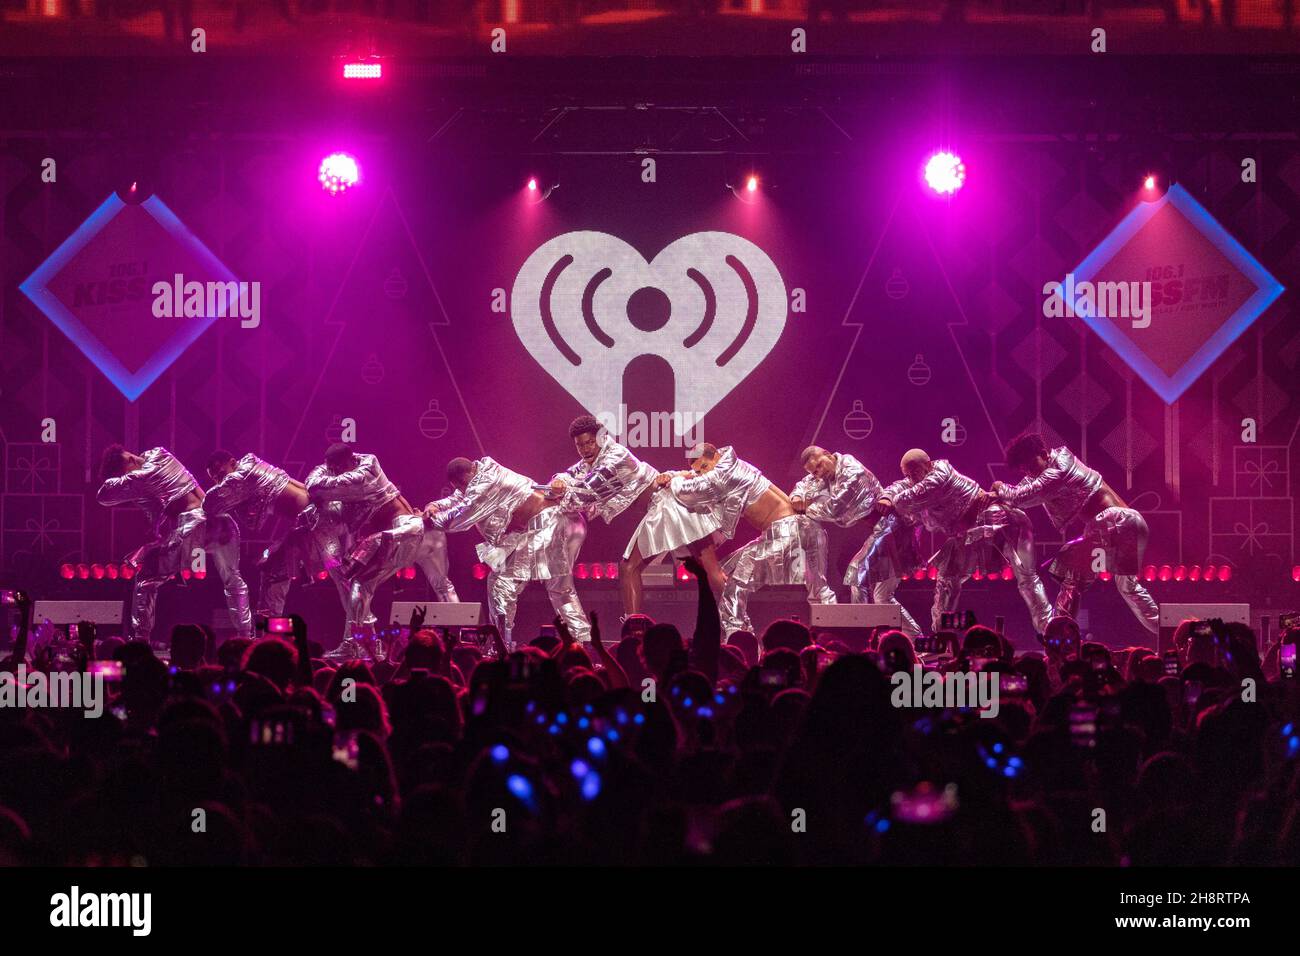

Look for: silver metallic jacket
[670,446,771,539]
[998,446,1103,532]
[429,457,538,547]
[306,453,402,535]
[203,453,292,531]
[888,459,982,536]
[97,447,200,532]
[555,437,657,523]
[790,453,883,527]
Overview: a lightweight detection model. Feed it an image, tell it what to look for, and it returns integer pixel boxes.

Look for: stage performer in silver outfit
[877,449,1052,635]
[791,446,924,637]
[993,433,1159,635]
[549,415,725,616]
[96,445,253,641]
[428,455,590,649]
[657,443,836,637]
[306,444,458,657]
[203,450,350,619]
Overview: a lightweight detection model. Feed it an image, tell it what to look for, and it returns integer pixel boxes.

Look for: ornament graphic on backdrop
[843,401,874,440]
[885,267,909,300]
[325,415,347,444]
[384,267,408,300]
[419,400,449,440]
[361,353,385,385]
[907,354,932,386]
[512,231,787,425]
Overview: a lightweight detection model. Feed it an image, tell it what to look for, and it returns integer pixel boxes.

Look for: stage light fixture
[318,152,360,195]
[1203,564,1218,582]
[924,151,966,195]
[1293,566,1300,583]
[343,61,382,80]
[1143,174,1157,190]
[1218,564,1232,582]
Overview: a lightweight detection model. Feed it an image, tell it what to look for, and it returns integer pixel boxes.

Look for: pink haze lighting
[924,151,966,195]
[318,153,360,195]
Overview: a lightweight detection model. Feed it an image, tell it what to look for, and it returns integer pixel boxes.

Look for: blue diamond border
[1068,183,1284,405]
[19,192,240,402]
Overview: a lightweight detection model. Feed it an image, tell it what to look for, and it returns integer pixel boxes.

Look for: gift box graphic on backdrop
[1209,497,1293,564]
[1232,445,1288,499]
[5,442,61,495]
[1,493,85,561]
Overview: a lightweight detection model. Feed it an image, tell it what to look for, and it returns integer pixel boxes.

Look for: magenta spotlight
[746,174,758,192]
[527,177,538,192]
[923,151,966,195]
[318,152,360,195]
[1143,174,1157,190]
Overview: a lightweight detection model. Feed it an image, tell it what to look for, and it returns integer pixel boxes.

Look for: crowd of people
[2,553,1298,867]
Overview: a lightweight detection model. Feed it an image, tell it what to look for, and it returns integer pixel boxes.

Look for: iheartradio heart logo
[511,231,787,430]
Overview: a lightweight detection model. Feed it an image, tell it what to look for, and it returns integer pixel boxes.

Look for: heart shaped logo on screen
[511,231,788,428]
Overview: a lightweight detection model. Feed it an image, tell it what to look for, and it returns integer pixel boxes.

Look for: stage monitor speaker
[808,604,904,652]
[1157,603,1250,653]
[389,601,483,628]
[31,600,124,626]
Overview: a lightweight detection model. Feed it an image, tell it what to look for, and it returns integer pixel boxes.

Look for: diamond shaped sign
[1066,183,1283,405]
[19,192,240,401]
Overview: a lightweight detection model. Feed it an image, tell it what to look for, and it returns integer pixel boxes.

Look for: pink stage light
[1203,564,1218,582]
[316,570,330,581]
[1293,566,1300,583]
[91,563,105,580]
[591,563,605,580]
[606,562,618,580]
[343,62,382,80]
[194,569,207,580]
[180,569,192,580]
[574,562,589,580]
[318,153,360,195]
[1143,174,1157,190]
[745,175,758,193]
[1218,564,1232,582]
[928,565,939,581]
[1142,565,1157,583]
[1158,565,1173,582]
[913,568,926,581]
[1099,570,1112,582]
[76,563,90,580]
[120,564,135,580]
[59,563,75,580]
[676,563,693,583]
[106,563,119,580]
[924,151,966,195]
[1001,566,1014,581]
[1188,565,1201,582]
[527,177,538,192]
[472,562,489,581]
[1174,565,1186,582]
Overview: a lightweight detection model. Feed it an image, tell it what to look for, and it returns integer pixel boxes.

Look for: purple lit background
[2,63,1298,642]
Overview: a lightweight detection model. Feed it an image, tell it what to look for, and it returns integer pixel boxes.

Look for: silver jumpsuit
[97,447,252,640]
[998,446,1159,635]
[888,459,1052,635]
[430,456,589,647]
[670,446,835,637]
[554,435,721,560]
[792,454,923,636]
[306,453,458,638]
[203,453,350,617]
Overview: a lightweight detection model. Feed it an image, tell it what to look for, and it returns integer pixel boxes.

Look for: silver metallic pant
[846,516,923,636]
[127,509,252,641]
[720,515,836,637]
[1050,507,1159,635]
[485,508,589,648]
[258,518,351,619]
[342,514,459,638]
[929,506,1052,635]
